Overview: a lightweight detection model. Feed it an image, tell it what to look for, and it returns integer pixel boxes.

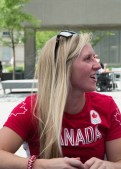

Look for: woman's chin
[86,86,96,92]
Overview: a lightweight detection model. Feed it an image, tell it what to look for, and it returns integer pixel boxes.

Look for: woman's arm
[0,127,85,169]
[106,137,121,163]
[0,127,29,169]
[84,138,121,169]
[0,150,28,169]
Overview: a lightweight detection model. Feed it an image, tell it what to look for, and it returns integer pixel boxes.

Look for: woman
[0,30,121,169]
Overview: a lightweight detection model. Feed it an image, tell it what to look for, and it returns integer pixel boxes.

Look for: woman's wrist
[27,155,37,169]
[33,158,47,169]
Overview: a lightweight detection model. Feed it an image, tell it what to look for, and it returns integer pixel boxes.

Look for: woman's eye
[85,55,91,61]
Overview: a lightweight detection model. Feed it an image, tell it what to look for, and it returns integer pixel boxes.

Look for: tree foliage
[79,29,115,47]
[0,0,40,79]
[36,31,58,50]
[36,30,114,51]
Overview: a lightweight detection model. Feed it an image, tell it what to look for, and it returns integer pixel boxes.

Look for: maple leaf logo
[92,113,97,118]
[90,110,101,124]
[9,102,27,117]
[114,108,121,125]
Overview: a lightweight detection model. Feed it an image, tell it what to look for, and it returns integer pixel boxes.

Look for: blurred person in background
[95,54,107,74]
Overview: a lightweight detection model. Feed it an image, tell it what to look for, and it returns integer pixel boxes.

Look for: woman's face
[71,44,101,92]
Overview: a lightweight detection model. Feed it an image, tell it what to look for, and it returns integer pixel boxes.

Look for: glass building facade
[94,30,121,67]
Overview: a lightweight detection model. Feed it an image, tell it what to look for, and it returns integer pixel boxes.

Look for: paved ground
[0,83,121,157]
[0,85,30,157]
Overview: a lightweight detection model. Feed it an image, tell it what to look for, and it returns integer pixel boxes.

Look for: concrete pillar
[24,28,36,79]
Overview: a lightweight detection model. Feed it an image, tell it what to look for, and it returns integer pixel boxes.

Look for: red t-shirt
[4,92,121,163]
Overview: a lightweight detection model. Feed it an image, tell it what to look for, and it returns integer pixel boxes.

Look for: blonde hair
[34,32,92,158]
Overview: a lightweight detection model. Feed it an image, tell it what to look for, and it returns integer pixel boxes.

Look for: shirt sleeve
[3,95,36,141]
[106,97,121,141]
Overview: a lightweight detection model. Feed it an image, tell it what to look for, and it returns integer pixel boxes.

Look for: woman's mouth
[90,74,97,82]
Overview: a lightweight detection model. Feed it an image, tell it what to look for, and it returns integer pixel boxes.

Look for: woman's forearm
[0,150,28,169]
[114,160,121,169]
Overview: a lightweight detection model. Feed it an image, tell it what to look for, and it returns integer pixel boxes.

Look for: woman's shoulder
[3,94,38,141]
[24,94,37,102]
[85,92,117,114]
[86,91,113,102]
[10,94,37,115]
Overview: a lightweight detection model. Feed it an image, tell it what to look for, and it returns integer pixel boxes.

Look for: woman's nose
[93,60,101,70]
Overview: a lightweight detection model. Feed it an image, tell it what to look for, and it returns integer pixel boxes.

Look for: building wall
[24,0,121,30]
[94,30,121,66]
[0,44,24,66]
[0,31,24,67]
[23,0,121,78]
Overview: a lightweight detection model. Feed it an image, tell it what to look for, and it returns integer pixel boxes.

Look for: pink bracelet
[27,155,37,169]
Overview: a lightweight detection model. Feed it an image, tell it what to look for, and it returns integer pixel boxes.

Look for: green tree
[0,0,40,79]
[36,31,58,50]
[36,30,115,54]
[80,29,115,47]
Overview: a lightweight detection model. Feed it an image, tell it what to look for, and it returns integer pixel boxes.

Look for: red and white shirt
[4,92,121,163]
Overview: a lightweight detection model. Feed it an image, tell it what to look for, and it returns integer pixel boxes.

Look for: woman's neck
[65,91,85,114]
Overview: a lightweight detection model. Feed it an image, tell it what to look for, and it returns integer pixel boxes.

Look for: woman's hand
[34,157,85,169]
[84,157,120,169]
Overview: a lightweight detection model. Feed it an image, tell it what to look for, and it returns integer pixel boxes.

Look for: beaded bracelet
[27,155,37,169]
